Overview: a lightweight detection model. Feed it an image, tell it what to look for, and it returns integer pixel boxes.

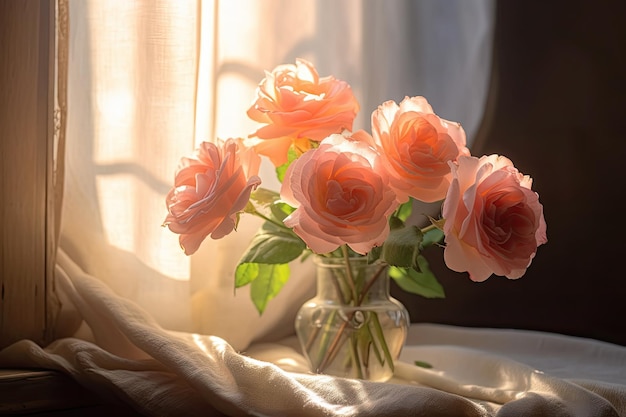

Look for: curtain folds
[53,0,69,246]
[3,3,621,416]
[56,0,496,351]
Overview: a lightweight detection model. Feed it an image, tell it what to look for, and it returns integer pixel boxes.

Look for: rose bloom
[164,138,261,255]
[371,96,470,203]
[442,154,547,282]
[280,132,398,255]
[247,58,360,167]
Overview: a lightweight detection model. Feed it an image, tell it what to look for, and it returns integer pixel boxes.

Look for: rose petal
[164,139,261,255]
[280,133,398,255]
[371,96,469,203]
[247,59,359,167]
[442,155,547,281]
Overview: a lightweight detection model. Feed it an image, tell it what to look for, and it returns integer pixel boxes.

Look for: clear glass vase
[294,256,410,382]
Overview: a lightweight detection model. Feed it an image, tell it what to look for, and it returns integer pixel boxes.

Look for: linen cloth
[2,251,625,416]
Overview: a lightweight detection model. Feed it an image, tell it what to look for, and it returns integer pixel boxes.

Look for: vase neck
[314,257,389,305]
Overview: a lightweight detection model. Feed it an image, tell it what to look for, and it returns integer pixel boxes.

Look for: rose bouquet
[163,58,547,379]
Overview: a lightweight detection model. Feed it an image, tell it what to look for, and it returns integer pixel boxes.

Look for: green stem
[371,312,395,372]
[310,310,337,368]
[305,272,349,354]
[365,319,384,365]
[349,334,364,379]
[357,265,386,305]
[248,206,290,230]
[315,261,388,375]
[341,245,358,304]
[420,223,438,234]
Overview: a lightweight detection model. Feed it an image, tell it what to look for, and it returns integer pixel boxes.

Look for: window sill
[0,369,141,416]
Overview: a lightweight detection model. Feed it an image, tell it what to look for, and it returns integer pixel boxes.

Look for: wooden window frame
[0,0,57,349]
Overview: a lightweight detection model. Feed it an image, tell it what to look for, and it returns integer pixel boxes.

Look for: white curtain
[57,0,495,351]
[3,2,624,416]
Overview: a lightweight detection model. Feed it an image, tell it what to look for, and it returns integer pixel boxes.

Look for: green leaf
[381,225,423,269]
[235,262,258,287]
[269,201,295,222]
[395,199,413,222]
[275,146,300,183]
[237,221,306,265]
[421,227,444,249]
[248,188,297,226]
[389,256,445,298]
[243,200,257,215]
[249,263,290,314]
[276,162,289,183]
[250,188,281,206]
[388,215,405,230]
[414,360,433,369]
[367,245,383,264]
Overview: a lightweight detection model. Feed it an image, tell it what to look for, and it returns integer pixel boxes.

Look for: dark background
[393,1,626,346]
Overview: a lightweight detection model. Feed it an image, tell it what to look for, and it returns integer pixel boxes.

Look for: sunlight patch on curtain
[61,0,494,344]
[84,0,200,282]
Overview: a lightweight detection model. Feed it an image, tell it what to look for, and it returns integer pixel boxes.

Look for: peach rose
[164,138,261,255]
[247,58,360,166]
[280,132,398,255]
[371,96,470,203]
[442,154,547,281]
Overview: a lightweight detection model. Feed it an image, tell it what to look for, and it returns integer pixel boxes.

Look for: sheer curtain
[57,0,495,351]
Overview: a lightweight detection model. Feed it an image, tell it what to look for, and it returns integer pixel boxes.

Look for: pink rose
[247,58,360,166]
[442,154,547,281]
[164,139,261,255]
[280,132,398,255]
[371,96,470,203]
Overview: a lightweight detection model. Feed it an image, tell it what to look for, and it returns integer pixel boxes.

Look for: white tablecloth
[1,255,624,416]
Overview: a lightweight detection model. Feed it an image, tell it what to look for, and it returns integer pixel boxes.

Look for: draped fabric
[1,250,624,416]
[56,0,496,350]
[2,2,626,416]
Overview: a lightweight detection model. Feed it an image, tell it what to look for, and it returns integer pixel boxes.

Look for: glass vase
[294,256,410,382]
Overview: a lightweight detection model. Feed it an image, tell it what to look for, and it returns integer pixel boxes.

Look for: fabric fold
[1,251,625,416]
